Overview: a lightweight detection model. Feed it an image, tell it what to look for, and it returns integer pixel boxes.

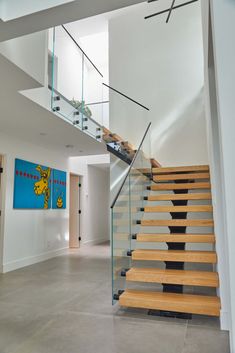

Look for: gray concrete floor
[0,243,230,353]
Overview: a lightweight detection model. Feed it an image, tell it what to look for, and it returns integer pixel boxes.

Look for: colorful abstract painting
[52,169,67,209]
[13,159,52,209]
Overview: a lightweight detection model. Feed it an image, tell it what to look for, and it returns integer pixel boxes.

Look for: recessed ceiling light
[65,144,74,149]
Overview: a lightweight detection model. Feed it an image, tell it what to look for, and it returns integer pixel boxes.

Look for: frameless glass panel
[50,89,83,129]
[107,84,150,156]
[111,123,152,304]
[112,175,131,304]
[48,26,103,141]
[51,26,83,107]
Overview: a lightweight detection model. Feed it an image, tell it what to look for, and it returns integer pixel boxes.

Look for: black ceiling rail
[61,24,103,78]
[111,122,151,209]
[103,83,150,111]
[145,0,199,20]
[166,0,176,23]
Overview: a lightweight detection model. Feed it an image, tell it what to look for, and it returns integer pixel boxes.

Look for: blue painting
[13,159,52,209]
[52,169,66,209]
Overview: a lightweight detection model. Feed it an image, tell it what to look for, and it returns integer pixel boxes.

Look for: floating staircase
[113,164,221,318]
[102,127,160,168]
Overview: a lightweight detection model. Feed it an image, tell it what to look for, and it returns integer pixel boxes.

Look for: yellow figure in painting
[56,195,63,208]
[34,166,51,209]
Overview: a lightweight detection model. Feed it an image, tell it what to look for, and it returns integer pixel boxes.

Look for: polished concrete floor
[0,243,230,353]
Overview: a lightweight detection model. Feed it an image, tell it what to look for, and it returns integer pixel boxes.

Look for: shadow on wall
[151,87,208,166]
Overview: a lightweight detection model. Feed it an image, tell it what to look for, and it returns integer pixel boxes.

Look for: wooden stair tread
[152,165,209,174]
[150,182,211,191]
[132,249,217,263]
[144,205,213,213]
[153,172,210,181]
[119,290,220,316]
[147,193,212,201]
[136,233,215,243]
[126,268,219,287]
[140,219,214,227]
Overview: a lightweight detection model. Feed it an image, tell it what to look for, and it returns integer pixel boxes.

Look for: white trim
[220,310,230,331]
[3,247,69,273]
[82,237,109,246]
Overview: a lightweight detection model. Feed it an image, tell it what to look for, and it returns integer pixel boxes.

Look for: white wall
[69,154,110,245]
[109,1,208,166]
[0,30,48,86]
[0,132,110,272]
[201,0,235,346]
[0,133,70,273]
[200,0,231,333]
[49,26,84,101]
[88,166,110,244]
[81,31,109,127]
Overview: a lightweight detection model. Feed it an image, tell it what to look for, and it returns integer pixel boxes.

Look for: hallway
[0,243,229,353]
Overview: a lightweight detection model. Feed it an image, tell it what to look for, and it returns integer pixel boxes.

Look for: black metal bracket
[127,250,133,257]
[52,106,60,112]
[148,309,192,320]
[113,290,125,301]
[121,269,129,277]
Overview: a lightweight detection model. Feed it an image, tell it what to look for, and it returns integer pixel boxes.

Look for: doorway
[69,173,80,248]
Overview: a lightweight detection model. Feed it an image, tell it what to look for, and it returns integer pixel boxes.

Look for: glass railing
[111,122,152,304]
[49,25,104,140]
[49,85,103,140]
[48,25,151,156]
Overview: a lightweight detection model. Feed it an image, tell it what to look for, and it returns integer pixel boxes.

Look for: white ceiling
[0,0,75,21]
[0,52,107,157]
[0,0,145,42]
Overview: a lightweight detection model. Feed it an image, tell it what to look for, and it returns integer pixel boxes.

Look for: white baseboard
[220,309,231,331]
[82,237,109,246]
[3,247,69,273]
